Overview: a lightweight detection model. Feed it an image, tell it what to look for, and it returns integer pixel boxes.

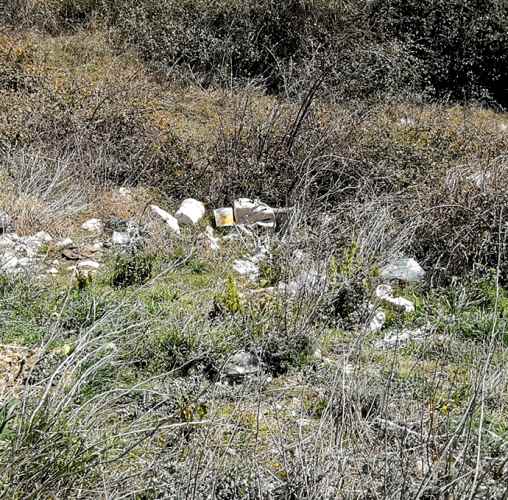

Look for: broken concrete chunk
[233,198,275,227]
[112,231,131,245]
[150,205,180,234]
[81,218,104,234]
[214,207,234,227]
[375,284,415,313]
[175,198,205,225]
[380,257,425,282]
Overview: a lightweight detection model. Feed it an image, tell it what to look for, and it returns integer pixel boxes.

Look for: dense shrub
[370,0,508,107]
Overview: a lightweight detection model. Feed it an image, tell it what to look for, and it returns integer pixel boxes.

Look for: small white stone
[56,238,74,249]
[33,231,52,243]
[118,187,132,196]
[369,309,386,332]
[77,260,101,270]
[81,218,104,233]
[375,284,415,313]
[47,267,59,275]
[233,259,259,280]
[112,231,131,245]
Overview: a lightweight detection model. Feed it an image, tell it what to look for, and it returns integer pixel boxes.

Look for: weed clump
[110,252,155,288]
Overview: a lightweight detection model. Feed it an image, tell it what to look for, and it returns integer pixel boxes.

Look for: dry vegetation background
[0,0,508,498]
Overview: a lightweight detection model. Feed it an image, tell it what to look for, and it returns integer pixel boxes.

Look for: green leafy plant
[110,252,155,288]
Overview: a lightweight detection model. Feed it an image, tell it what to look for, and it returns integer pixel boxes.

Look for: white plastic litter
[150,205,180,235]
[214,207,234,227]
[175,199,205,225]
[380,257,425,282]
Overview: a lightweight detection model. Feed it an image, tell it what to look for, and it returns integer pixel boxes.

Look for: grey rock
[380,257,425,282]
[224,351,259,377]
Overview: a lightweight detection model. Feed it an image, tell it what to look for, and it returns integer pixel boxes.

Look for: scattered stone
[118,187,132,197]
[77,260,101,270]
[56,238,74,249]
[380,257,425,283]
[46,267,58,275]
[175,198,205,225]
[224,351,259,377]
[112,231,131,246]
[150,205,180,234]
[374,328,426,349]
[233,259,259,281]
[0,211,14,234]
[33,231,52,243]
[369,307,386,332]
[233,198,276,228]
[81,218,104,233]
[214,207,234,227]
[89,242,103,252]
[62,247,82,260]
[375,284,415,313]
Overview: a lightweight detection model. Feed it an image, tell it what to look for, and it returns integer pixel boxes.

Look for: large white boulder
[175,199,205,225]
